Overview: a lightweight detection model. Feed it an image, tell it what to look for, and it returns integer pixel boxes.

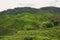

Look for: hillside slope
[0,7,60,40]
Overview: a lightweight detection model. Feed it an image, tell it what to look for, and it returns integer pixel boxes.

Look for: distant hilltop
[0,6,60,15]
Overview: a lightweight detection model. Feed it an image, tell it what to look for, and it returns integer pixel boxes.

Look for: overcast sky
[0,0,60,11]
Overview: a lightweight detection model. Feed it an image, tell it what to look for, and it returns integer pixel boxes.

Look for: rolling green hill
[0,7,60,40]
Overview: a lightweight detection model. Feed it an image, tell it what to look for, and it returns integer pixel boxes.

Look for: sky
[0,0,60,11]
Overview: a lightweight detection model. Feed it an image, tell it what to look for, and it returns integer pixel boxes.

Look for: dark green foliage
[24,36,35,40]
[43,22,53,28]
[0,28,17,36]
[52,21,59,26]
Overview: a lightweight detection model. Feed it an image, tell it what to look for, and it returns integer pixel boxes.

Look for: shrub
[42,21,53,28]
[24,36,35,40]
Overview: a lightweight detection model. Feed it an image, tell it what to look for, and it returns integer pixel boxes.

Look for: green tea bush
[24,36,35,40]
[42,21,54,28]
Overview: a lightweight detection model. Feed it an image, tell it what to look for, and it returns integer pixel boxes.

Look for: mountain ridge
[0,6,60,15]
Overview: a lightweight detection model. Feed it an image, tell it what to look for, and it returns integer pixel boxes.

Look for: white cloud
[0,0,60,11]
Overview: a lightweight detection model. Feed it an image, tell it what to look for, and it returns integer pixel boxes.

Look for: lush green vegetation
[0,7,60,40]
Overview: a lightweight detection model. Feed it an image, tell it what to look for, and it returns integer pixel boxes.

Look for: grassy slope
[0,13,60,40]
[0,25,60,40]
